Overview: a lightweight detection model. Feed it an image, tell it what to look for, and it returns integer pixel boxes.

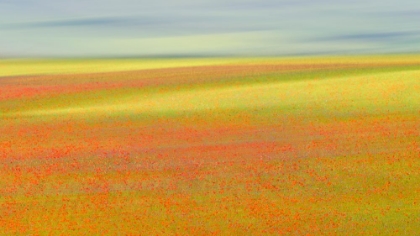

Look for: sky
[0,0,419,57]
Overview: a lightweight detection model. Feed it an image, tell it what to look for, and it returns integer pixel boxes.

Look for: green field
[0,56,419,235]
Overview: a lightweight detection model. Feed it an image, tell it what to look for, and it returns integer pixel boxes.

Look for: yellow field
[0,56,419,235]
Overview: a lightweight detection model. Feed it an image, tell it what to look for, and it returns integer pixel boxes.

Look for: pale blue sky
[0,0,419,57]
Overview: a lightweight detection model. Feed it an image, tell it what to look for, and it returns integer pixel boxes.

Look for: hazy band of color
[1,0,419,57]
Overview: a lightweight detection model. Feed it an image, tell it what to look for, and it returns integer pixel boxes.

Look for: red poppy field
[0,56,419,235]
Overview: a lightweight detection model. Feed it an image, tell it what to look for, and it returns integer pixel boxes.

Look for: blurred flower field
[0,56,419,235]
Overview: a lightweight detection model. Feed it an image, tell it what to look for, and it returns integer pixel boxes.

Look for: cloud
[315,31,420,42]
[0,0,420,56]
[0,17,158,29]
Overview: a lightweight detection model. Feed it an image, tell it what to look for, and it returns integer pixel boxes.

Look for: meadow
[0,55,419,235]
